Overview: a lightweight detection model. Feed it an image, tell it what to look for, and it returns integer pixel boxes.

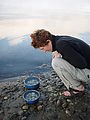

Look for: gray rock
[47,86,53,92]
[0,110,4,114]
[21,116,27,120]
[0,66,90,120]
[65,109,71,116]
[18,110,23,116]
[22,105,28,110]
[37,105,43,111]
[57,100,60,106]
[3,96,8,100]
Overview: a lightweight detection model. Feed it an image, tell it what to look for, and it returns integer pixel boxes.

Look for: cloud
[8,37,23,46]
[0,10,90,46]
[7,34,30,46]
[0,0,90,16]
[0,14,90,35]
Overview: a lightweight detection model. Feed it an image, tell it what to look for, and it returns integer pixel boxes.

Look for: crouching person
[30,29,90,97]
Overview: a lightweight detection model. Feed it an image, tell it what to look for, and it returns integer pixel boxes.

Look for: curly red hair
[30,29,52,48]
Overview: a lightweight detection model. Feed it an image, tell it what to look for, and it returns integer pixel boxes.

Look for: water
[0,35,52,80]
[26,92,39,101]
[27,79,39,86]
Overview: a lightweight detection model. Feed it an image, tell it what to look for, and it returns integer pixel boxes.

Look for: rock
[69,102,74,106]
[23,110,27,112]
[47,86,53,92]
[18,110,23,116]
[62,101,68,108]
[0,110,4,114]
[66,99,71,102]
[17,79,20,82]
[57,100,60,106]
[65,109,71,116]
[38,100,43,104]
[0,101,2,107]
[10,113,19,120]
[49,97,52,102]
[29,106,36,111]
[3,96,8,100]
[37,105,43,111]
[0,67,90,120]
[59,92,62,96]
[21,116,27,120]
[52,98,57,102]
[22,105,28,110]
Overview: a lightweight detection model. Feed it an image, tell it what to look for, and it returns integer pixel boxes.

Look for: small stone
[0,110,4,114]
[65,109,71,116]
[21,116,27,120]
[30,106,36,111]
[0,101,2,105]
[10,113,19,119]
[74,101,77,104]
[48,86,53,92]
[37,105,43,111]
[57,100,60,106]
[23,110,27,112]
[22,105,28,110]
[4,96,8,100]
[54,94,58,97]
[62,102,67,108]
[18,110,23,115]
[59,92,62,96]
[39,100,43,104]
[49,97,52,101]
[17,79,20,82]
[66,99,71,102]
[69,102,74,106]
[53,98,57,102]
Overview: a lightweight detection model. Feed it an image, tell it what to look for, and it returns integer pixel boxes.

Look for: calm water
[0,35,52,80]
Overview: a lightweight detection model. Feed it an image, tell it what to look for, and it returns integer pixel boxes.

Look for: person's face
[39,40,52,53]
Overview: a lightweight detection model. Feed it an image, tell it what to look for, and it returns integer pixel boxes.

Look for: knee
[52,57,62,69]
[52,57,57,67]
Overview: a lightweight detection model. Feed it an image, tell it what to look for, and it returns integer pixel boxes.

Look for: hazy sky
[0,0,90,45]
[0,0,90,16]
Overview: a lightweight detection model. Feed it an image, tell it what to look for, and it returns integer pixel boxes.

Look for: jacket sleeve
[56,40,87,69]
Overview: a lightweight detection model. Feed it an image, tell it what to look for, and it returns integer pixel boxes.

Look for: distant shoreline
[0,64,52,82]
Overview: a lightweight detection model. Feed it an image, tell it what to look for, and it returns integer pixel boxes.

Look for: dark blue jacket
[52,35,90,69]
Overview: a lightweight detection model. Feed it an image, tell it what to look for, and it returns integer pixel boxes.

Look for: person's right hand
[52,51,62,59]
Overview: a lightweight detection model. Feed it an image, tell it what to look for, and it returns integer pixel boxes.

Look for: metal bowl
[23,90,40,104]
[24,76,40,89]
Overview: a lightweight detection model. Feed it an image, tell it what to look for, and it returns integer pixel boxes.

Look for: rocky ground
[0,65,90,120]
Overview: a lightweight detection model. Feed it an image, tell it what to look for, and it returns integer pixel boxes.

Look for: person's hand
[52,51,62,59]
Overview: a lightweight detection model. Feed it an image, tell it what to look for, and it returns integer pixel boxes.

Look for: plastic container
[23,90,40,104]
[24,76,40,89]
